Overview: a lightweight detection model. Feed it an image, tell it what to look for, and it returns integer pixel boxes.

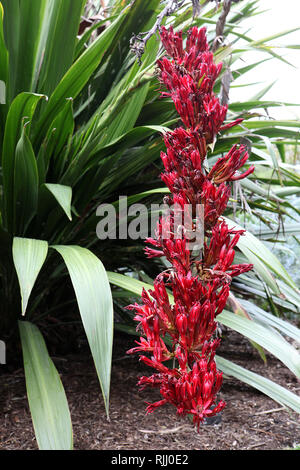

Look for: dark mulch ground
[0,328,299,450]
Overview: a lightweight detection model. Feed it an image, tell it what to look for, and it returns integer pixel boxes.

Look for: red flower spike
[207,144,255,183]
[127,26,254,430]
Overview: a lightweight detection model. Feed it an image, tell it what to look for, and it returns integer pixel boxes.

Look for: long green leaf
[34,0,85,96]
[82,0,161,117]
[33,11,127,148]
[13,125,39,234]
[250,27,300,47]
[12,237,48,315]
[8,0,46,98]
[62,124,168,186]
[108,271,154,298]
[216,355,300,414]
[240,120,300,130]
[19,321,73,450]
[51,245,113,415]
[239,298,300,343]
[229,99,299,112]
[1,0,20,102]
[218,310,300,378]
[1,92,45,231]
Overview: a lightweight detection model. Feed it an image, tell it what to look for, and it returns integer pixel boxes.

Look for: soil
[0,328,299,451]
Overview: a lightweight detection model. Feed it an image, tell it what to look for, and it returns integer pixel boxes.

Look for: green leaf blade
[34,0,85,96]
[13,126,39,234]
[51,245,114,415]
[218,310,300,378]
[44,184,72,221]
[12,237,48,315]
[33,12,127,147]
[216,355,300,414]
[19,321,73,450]
[1,92,45,231]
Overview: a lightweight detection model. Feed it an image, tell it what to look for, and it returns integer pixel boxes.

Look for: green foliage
[1,0,300,448]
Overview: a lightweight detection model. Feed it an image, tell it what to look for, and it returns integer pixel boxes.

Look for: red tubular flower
[127,26,254,429]
[208,144,255,183]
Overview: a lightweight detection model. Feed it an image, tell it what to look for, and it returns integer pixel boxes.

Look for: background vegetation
[0,0,299,449]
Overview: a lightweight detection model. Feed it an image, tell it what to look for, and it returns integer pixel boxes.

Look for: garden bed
[0,329,299,451]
